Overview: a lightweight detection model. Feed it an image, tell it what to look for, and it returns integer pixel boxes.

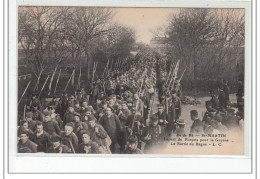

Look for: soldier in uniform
[123,135,143,154]
[155,104,168,127]
[18,130,37,153]
[142,115,165,154]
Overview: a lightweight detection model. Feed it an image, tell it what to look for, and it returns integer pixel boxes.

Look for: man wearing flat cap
[123,135,143,154]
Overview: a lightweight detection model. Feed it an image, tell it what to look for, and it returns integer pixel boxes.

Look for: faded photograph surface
[17,7,245,155]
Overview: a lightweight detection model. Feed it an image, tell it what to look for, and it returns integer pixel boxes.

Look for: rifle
[48,65,58,95]
[65,70,74,91]
[53,69,61,96]
[77,64,82,90]
[34,67,44,91]
[18,80,31,104]
[38,75,50,99]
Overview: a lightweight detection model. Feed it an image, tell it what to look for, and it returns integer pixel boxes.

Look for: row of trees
[152,9,245,92]
[18,7,136,83]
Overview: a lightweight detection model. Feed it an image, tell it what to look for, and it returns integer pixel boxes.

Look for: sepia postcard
[7,0,253,174]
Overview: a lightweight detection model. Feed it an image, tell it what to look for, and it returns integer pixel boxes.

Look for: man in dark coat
[43,110,61,136]
[60,122,79,153]
[99,107,122,153]
[18,130,37,153]
[32,121,52,152]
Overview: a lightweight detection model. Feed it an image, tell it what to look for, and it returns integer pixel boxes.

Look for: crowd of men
[17,52,244,154]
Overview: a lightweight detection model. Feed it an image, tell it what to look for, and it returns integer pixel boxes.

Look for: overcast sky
[112,8,178,44]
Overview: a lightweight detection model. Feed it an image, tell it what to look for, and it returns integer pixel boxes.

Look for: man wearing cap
[24,111,37,131]
[78,131,102,154]
[142,115,165,153]
[60,122,79,153]
[99,107,122,153]
[43,110,61,136]
[154,104,168,127]
[18,130,38,153]
[190,110,204,134]
[47,135,71,153]
[123,135,143,154]
[32,121,52,152]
